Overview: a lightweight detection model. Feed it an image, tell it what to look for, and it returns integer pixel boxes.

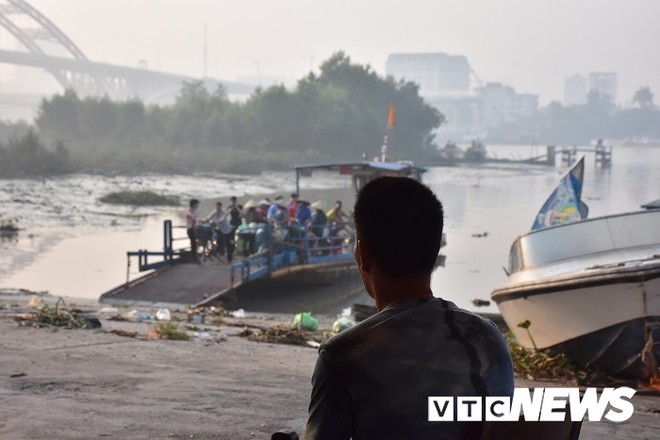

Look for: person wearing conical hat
[310,201,327,239]
[267,196,283,220]
[269,196,288,227]
[256,199,270,221]
[244,199,265,224]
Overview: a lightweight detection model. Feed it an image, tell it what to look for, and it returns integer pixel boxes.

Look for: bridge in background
[0,0,254,106]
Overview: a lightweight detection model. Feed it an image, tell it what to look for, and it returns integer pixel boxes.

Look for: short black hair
[189,199,200,208]
[353,176,443,278]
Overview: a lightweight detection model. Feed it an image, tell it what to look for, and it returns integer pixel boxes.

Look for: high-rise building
[477,82,538,129]
[385,53,470,95]
[564,74,587,106]
[588,72,617,103]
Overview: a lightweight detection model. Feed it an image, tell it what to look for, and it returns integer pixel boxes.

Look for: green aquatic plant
[99,190,180,206]
[0,216,19,232]
[507,333,576,382]
[517,319,538,351]
[153,322,190,340]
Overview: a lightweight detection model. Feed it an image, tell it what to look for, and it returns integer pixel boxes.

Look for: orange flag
[387,103,396,129]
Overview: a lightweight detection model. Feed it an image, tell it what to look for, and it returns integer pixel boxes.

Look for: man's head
[353,177,443,279]
[230,196,237,204]
[189,199,200,209]
[215,201,222,211]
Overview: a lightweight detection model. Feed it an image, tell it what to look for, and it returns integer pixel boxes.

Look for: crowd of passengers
[185,193,352,263]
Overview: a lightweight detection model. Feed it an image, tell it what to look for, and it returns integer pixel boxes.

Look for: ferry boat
[100,155,445,309]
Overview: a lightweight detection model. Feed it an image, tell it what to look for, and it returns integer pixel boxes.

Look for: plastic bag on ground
[293,312,318,332]
[332,316,356,334]
[156,308,171,321]
[230,308,246,318]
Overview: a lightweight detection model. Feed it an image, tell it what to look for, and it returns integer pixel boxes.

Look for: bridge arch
[0,0,110,95]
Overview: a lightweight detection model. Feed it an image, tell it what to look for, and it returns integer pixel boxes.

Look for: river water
[1,144,658,315]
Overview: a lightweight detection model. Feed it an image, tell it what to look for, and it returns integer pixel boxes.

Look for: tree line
[0,128,74,178]
[13,52,440,177]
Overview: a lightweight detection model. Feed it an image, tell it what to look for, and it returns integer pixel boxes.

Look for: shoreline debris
[14,298,101,329]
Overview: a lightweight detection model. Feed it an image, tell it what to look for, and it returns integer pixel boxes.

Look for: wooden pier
[559,140,613,168]
[431,143,614,168]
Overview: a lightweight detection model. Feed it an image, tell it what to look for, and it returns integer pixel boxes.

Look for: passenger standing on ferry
[227,196,242,261]
[245,199,265,224]
[309,201,327,237]
[287,193,299,219]
[185,199,200,263]
[271,198,288,227]
[304,177,514,440]
[267,196,285,221]
[256,199,270,221]
[296,199,312,226]
[326,200,350,224]
[204,201,233,262]
[309,201,327,252]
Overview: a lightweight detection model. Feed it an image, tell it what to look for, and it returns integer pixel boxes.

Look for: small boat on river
[491,159,660,379]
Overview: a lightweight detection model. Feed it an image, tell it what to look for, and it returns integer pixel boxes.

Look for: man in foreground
[304,177,514,439]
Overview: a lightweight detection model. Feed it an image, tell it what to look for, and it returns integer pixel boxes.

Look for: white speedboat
[492,207,660,379]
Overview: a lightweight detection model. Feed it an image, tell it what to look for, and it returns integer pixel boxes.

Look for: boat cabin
[293,161,426,195]
[506,209,660,275]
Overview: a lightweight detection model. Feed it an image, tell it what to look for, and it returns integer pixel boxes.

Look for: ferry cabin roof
[293,161,426,194]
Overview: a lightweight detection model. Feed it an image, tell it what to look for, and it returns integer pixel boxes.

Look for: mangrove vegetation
[25,52,442,176]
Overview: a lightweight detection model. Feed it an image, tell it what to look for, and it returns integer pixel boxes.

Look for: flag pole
[382,103,396,161]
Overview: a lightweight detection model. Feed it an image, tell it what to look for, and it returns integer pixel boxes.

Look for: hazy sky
[10,0,660,104]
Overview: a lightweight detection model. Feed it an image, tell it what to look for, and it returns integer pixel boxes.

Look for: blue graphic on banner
[532,157,589,230]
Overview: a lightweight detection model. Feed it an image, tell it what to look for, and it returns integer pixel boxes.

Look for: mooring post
[546,145,556,166]
[163,220,173,261]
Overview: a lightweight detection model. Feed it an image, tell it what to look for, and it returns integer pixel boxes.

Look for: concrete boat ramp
[100,261,237,308]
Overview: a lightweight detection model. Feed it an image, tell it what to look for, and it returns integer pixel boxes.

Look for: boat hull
[493,259,660,379]
[553,316,660,379]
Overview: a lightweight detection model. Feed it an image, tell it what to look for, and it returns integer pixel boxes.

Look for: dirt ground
[0,296,658,440]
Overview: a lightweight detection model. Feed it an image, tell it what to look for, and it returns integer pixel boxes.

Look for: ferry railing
[125,220,196,281]
[228,221,355,287]
[126,219,356,287]
[126,220,177,276]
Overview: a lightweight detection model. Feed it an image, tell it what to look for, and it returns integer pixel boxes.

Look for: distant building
[385,53,537,140]
[426,93,485,141]
[588,72,617,103]
[385,53,470,94]
[564,74,587,106]
[476,82,538,129]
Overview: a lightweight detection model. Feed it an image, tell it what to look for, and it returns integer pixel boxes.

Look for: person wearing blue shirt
[296,199,312,225]
[267,196,284,221]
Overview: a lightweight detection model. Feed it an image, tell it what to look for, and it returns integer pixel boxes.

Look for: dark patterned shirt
[305,298,514,440]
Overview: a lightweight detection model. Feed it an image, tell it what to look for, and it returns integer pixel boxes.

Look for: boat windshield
[508,240,523,273]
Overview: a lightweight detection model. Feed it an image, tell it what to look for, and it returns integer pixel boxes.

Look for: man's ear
[355,240,372,273]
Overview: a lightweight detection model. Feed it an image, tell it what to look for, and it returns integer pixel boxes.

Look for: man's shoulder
[440,300,502,337]
[320,299,504,356]
[320,299,440,354]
